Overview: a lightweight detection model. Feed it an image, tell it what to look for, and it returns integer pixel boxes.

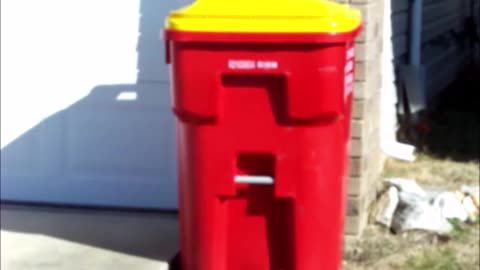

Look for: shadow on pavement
[1,204,179,262]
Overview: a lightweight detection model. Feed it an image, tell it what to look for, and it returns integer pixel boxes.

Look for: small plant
[447,218,472,241]
[406,248,463,270]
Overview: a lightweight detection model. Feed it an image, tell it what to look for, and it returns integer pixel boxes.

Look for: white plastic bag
[391,191,453,234]
[385,178,426,197]
[433,192,469,222]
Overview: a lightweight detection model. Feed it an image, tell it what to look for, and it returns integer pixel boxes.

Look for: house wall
[421,0,471,103]
[332,0,386,236]
[396,0,474,116]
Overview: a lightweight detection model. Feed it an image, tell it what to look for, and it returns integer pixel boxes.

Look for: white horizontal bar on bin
[234,175,274,185]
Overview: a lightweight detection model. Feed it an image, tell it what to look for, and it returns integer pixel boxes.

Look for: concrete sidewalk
[1,204,179,270]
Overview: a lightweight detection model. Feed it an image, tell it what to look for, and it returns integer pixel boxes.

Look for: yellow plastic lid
[166,0,361,33]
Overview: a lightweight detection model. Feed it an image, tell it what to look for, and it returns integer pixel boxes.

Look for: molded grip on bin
[168,42,220,123]
[287,66,345,123]
[171,70,219,123]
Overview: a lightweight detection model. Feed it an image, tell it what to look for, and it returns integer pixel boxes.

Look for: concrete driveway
[1,204,179,270]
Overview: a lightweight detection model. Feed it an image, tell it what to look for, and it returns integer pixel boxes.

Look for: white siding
[389,0,473,111]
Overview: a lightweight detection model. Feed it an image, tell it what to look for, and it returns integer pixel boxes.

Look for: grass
[382,154,479,190]
[406,248,463,270]
[448,218,472,242]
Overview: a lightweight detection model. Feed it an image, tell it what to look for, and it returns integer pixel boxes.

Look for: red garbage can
[165,1,361,269]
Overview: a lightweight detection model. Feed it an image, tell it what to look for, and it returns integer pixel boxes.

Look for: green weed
[448,218,472,242]
[406,248,463,270]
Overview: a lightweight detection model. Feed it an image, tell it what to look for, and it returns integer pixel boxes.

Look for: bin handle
[234,175,274,185]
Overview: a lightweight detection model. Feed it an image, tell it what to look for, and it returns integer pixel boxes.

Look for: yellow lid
[166,0,361,33]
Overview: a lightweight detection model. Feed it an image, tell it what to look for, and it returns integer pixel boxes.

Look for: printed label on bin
[346,47,355,60]
[257,61,278,69]
[228,60,278,70]
[344,47,355,100]
[345,60,354,74]
[344,71,354,99]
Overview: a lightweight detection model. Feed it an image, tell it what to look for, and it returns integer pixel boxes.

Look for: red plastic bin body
[166,29,360,270]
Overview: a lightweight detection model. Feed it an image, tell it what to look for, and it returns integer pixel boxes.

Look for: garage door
[1,0,191,209]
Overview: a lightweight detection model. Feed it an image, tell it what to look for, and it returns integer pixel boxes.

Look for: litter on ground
[373,178,480,234]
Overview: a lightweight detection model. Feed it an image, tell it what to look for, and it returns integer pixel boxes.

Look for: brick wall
[333,0,386,236]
